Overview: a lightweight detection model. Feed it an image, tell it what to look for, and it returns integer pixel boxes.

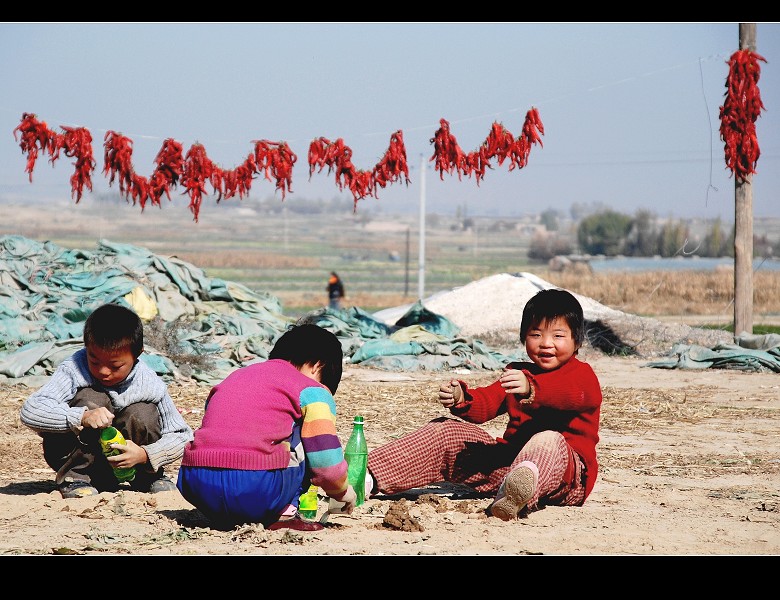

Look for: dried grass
[544,270,780,317]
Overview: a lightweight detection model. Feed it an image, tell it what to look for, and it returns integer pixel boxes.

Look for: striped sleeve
[299,386,350,500]
[19,354,91,433]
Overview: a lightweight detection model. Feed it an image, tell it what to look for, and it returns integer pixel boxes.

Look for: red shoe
[267,515,324,532]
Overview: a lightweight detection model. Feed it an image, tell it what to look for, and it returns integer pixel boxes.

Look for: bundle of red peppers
[308,130,410,210]
[12,113,96,202]
[13,107,543,222]
[430,108,544,184]
[719,48,766,182]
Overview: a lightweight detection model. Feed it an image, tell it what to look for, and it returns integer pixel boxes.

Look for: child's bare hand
[105,439,147,469]
[81,406,114,429]
[439,380,463,408]
[499,368,531,396]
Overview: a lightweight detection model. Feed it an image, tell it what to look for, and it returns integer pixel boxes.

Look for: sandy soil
[1,351,778,557]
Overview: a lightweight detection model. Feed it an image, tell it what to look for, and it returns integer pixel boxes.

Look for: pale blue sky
[1,22,777,221]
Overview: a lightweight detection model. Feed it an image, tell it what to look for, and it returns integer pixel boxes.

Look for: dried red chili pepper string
[12,113,56,182]
[58,126,96,202]
[429,118,467,181]
[429,108,544,184]
[372,130,411,194]
[180,143,215,221]
[14,109,538,219]
[254,140,297,200]
[148,139,184,207]
[103,131,137,199]
[306,130,410,211]
[719,49,766,182]
[12,114,95,201]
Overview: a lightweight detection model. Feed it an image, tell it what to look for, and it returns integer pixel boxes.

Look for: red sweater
[452,356,602,500]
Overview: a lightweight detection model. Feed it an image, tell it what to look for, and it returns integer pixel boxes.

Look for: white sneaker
[489,462,538,521]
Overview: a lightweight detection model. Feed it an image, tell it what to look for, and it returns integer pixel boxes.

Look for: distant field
[3,199,780,325]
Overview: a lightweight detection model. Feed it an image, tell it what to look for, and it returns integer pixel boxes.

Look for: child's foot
[488,462,538,521]
[365,471,376,498]
[59,480,99,499]
[267,514,324,532]
[148,476,177,493]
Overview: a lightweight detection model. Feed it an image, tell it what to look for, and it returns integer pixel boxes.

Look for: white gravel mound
[374,272,624,338]
[373,272,732,357]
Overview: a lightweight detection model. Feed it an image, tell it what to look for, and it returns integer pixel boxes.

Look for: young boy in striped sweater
[20,303,194,498]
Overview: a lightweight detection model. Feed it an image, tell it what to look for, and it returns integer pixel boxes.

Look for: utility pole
[404,226,410,296]
[418,153,426,300]
[734,23,756,336]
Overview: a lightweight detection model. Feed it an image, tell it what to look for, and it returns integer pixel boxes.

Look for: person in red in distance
[365,288,602,520]
[326,272,345,310]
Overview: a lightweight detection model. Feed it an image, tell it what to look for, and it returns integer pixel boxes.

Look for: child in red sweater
[366,288,602,520]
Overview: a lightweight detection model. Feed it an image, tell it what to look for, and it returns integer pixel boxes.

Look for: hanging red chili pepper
[306,131,410,209]
[103,131,135,197]
[430,118,468,180]
[429,110,543,184]
[219,153,257,200]
[253,139,297,199]
[53,126,96,203]
[102,130,156,209]
[180,143,215,222]
[719,48,766,182]
[372,130,411,194]
[12,113,56,182]
[148,138,184,207]
[509,107,544,171]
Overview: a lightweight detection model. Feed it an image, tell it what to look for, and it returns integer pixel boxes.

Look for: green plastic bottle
[99,426,136,483]
[344,416,368,506]
[299,484,319,520]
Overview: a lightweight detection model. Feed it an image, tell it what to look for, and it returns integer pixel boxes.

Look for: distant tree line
[530,208,779,261]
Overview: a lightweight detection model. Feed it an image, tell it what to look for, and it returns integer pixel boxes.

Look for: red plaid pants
[367,417,586,511]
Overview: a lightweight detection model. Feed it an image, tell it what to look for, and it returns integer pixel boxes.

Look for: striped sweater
[180,359,351,503]
[20,348,194,471]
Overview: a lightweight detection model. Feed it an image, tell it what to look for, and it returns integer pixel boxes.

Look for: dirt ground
[1,350,778,557]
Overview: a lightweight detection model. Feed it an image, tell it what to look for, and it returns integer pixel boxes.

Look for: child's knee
[526,430,565,453]
[71,387,112,410]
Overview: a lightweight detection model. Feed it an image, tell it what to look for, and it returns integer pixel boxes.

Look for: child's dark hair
[269,323,343,395]
[519,288,584,348]
[83,303,144,358]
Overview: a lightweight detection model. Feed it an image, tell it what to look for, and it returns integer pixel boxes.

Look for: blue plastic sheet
[1,235,525,385]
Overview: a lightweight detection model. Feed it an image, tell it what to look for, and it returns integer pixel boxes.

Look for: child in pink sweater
[177,323,356,531]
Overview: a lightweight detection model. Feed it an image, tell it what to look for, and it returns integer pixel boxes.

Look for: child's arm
[297,385,352,503]
[19,354,91,433]
[438,379,464,408]
[138,389,194,471]
[525,358,602,411]
[448,377,511,424]
[498,367,533,399]
[111,360,193,471]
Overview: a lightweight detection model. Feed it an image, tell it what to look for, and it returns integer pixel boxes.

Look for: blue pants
[177,463,306,529]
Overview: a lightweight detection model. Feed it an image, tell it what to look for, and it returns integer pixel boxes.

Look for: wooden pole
[734,23,756,336]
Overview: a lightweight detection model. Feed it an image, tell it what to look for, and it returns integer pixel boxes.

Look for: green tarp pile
[0,235,524,387]
[646,333,780,373]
